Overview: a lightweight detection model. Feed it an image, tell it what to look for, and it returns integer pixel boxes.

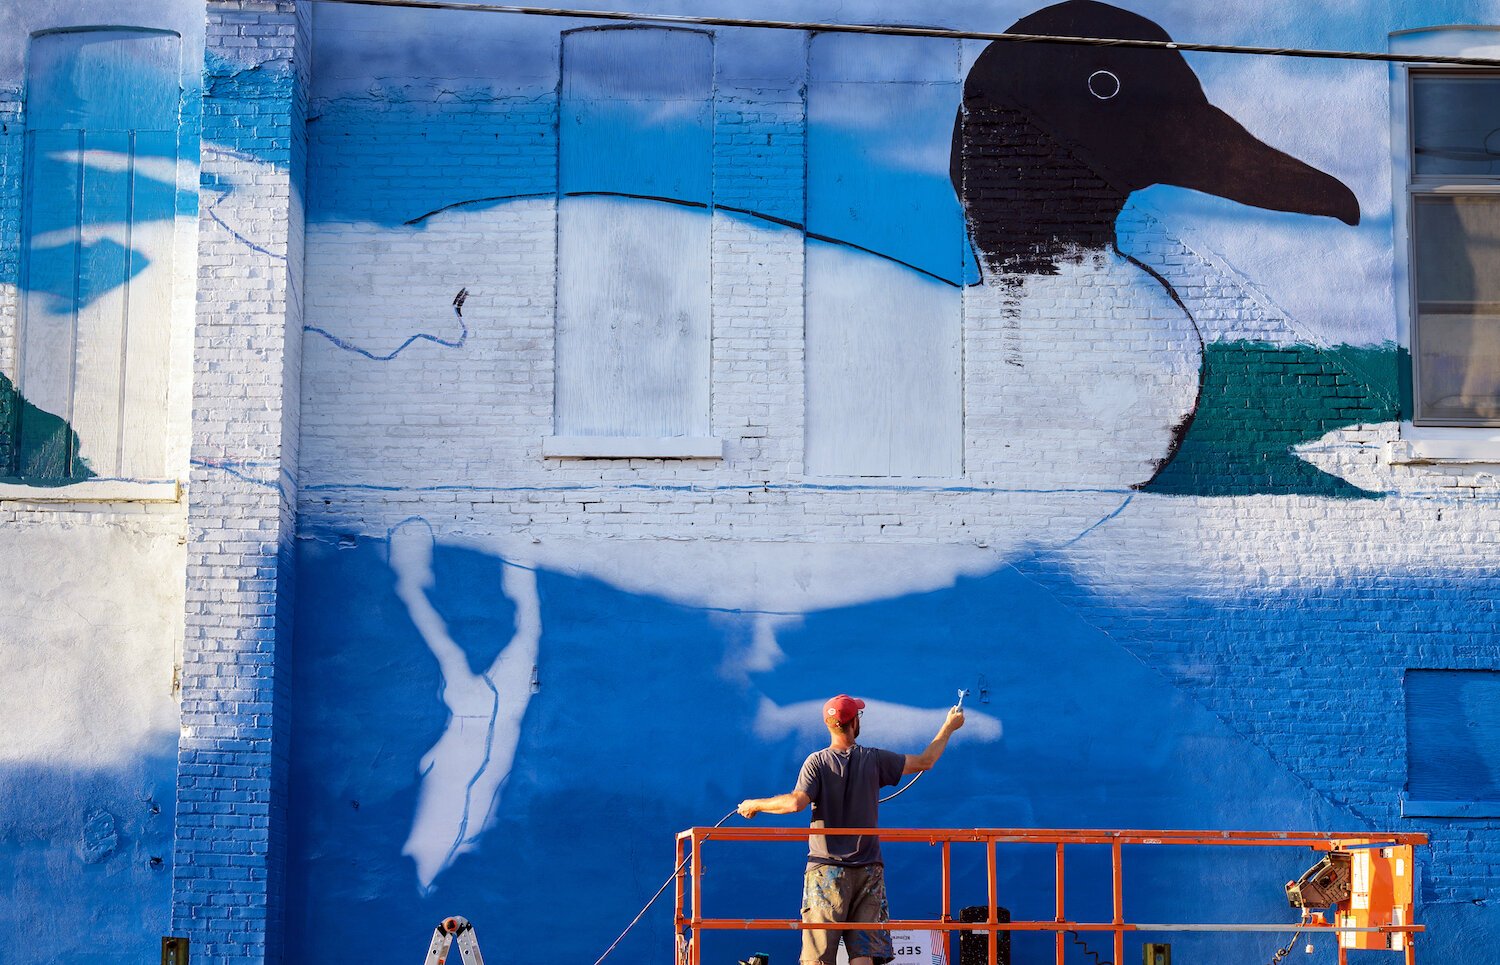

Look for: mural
[390,519,542,891]
[0,0,1479,961]
[952,1,1361,487]
[955,2,1359,272]
[5,0,1496,962]
[282,2,1500,963]
[291,533,1370,964]
[0,370,91,482]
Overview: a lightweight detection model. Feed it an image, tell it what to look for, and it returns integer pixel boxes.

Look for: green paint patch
[1144,341,1400,499]
[0,371,93,484]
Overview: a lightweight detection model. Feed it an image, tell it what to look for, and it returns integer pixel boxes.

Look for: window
[1407,70,1500,426]
[13,28,180,482]
[804,32,964,477]
[1404,669,1500,817]
[551,27,717,456]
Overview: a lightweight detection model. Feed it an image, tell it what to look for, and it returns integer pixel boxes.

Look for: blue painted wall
[288,532,1500,963]
[0,750,177,961]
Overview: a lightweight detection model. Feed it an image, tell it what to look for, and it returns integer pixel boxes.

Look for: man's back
[736,696,965,965]
[797,744,905,867]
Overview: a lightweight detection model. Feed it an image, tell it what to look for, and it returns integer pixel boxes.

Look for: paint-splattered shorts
[801,863,893,965]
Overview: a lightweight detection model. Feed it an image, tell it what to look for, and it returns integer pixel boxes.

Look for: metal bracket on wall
[161,936,189,965]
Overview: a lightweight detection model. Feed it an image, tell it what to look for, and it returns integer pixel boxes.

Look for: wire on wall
[314,0,1500,68]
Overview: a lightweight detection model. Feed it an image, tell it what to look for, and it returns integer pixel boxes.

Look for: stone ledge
[542,436,723,459]
[1402,797,1500,819]
[1387,439,1500,466]
[0,480,181,503]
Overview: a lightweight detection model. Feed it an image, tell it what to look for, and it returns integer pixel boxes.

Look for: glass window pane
[1412,74,1500,177]
[1414,195,1500,422]
[1414,195,1500,310]
[1416,312,1500,422]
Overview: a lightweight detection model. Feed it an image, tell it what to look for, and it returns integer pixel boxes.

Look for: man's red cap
[823,694,865,726]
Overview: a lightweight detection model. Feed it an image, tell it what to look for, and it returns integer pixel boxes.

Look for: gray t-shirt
[796,744,906,868]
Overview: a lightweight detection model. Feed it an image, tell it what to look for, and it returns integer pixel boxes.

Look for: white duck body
[964,249,1201,491]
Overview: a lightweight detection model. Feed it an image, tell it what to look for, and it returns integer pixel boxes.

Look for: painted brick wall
[0,3,202,960]
[0,2,1492,962]
[711,89,807,475]
[172,2,308,962]
[0,4,1479,965]
[288,18,1500,963]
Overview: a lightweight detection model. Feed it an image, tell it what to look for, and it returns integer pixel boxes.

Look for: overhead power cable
[314,0,1500,68]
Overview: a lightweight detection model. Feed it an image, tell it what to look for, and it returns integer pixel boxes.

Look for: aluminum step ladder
[423,916,486,965]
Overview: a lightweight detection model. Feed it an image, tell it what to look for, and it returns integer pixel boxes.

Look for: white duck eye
[1088,69,1121,100]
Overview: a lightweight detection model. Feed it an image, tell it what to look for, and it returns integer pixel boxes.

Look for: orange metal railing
[673,827,1428,965]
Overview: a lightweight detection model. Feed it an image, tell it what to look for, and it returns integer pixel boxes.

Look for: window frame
[1402,667,1500,819]
[1390,28,1500,446]
[10,25,185,488]
[1404,67,1500,427]
[546,24,722,461]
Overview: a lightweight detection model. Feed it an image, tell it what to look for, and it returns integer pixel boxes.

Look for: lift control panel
[1334,843,1415,953]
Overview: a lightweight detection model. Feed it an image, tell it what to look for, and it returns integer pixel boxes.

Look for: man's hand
[737,791,808,816]
[904,707,968,774]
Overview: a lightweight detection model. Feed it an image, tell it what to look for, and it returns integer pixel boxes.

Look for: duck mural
[280,3,1439,962]
[952,0,1360,487]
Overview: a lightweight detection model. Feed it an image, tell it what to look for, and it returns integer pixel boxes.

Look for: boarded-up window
[17,29,180,480]
[805,34,964,477]
[555,27,713,439]
[1406,670,1500,803]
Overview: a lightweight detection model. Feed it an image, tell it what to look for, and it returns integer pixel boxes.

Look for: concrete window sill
[1387,439,1500,466]
[0,479,181,503]
[542,436,723,459]
[1401,797,1500,819]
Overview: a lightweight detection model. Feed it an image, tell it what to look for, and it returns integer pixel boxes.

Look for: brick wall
[172,2,307,962]
[291,31,1500,957]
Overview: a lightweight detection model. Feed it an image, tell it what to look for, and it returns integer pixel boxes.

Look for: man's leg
[843,865,894,965]
[801,865,847,965]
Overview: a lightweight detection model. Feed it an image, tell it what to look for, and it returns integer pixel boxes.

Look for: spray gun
[877,687,972,805]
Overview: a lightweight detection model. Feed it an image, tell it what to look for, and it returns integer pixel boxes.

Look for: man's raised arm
[903,706,965,775]
[738,790,811,818]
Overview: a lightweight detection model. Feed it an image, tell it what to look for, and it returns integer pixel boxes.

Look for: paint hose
[1267,923,1305,965]
[591,807,739,965]
[591,756,930,965]
[880,690,969,805]
[596,692,970,964]
[1065,929,1112,965]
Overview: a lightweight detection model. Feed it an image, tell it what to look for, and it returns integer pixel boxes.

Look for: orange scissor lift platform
[673,827,1427,965]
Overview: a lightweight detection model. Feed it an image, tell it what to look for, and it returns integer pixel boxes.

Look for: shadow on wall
[0,747,177,965]
[283,532,1481,965]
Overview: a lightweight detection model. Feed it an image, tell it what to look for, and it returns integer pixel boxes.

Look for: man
[738,695,966,965]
